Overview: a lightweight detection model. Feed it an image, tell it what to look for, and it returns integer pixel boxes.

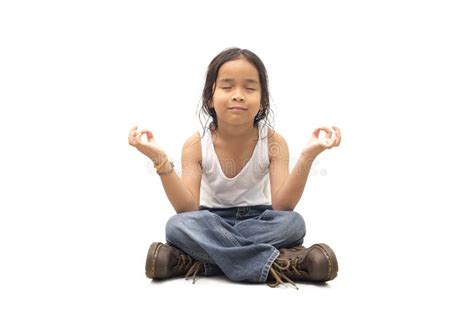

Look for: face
[210,58,261,128]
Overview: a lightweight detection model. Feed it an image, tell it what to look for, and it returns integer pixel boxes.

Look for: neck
[213,122,258,144]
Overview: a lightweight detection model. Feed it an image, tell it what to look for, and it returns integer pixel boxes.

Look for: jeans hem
[258,248,280,283]
[166,239,213,263]
[203,262,214,276]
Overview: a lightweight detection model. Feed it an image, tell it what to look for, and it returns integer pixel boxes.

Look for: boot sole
[313,243,338,281]
[145,242,163,279]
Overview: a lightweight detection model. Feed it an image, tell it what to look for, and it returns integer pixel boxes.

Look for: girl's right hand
[128,125,167,164]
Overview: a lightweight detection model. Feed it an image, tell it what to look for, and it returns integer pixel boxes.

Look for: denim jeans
[165,205,306,283]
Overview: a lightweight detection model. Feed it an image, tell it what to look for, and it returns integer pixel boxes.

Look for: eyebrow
[218,78,259,84]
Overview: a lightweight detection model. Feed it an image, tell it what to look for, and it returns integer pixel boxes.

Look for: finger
[137,129,153,141]
[327,130,333,140]
[146,131,155,142]
[128,125,138,139]
[323,139,333,149]
[320,127,332,139]
[136,131,146,144]
[312,128,322,139]
[129,126,140,144]
[324,134,337,148]
[132,130,146,145]
[332,126,341,146]
[129,133,140,146]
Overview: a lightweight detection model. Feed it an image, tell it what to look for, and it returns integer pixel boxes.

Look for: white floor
[2,217,471,315]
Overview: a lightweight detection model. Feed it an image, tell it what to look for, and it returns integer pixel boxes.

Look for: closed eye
[220,86,256,91]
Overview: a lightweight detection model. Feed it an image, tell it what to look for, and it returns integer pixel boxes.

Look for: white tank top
[199,120,271,208]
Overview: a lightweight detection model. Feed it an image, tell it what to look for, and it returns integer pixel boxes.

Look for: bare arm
[270,148,316,211]
[160,132,202,213]
[269,127,341,211]
[269,132,307,211]
[128,126,201,213]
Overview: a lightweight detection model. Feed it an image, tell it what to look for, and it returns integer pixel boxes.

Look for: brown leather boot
[267,243,338,288]
[145,242,204,283]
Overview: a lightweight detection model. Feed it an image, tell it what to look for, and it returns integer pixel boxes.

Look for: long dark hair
[198,47,274,139]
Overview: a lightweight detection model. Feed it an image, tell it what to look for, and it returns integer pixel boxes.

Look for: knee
[292,212,306,231]
[165,210,212,242]
[165,214,184,240]
[283,211,306,243]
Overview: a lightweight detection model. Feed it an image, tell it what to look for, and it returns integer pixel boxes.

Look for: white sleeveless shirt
[199,121,271,208]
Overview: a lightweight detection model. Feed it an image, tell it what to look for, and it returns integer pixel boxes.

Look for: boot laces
[184,260,204,284]
[175,254,203,283]
[266,245,306,289]
[283,245,306,275]
[171,251,204,284]
[176,254,194,271]
[267,258,299,290]
[286,256,304,275]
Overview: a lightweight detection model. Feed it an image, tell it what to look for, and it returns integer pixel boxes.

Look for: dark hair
[198,47,274,139]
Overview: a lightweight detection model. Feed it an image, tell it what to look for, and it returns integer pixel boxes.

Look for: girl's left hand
[302,126,342,159]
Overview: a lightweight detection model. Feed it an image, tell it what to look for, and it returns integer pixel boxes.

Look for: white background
[1,0,473,315]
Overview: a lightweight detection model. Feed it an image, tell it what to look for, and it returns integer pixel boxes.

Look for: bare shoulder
[267,127,285,143]
[267,128,289,161]
[183,131,201,147]
[182,131,202,163]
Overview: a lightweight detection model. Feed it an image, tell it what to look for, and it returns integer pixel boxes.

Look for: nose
[231,87,245,102]
[232,94,244,102]
[232,96,243,102]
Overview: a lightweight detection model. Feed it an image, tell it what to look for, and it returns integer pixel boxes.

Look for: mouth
[228,106,247,111]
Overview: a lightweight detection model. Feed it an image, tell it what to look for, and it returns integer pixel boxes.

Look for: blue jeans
[165,205,306,283]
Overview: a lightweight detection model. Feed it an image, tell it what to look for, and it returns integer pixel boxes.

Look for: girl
[128,47,341,289]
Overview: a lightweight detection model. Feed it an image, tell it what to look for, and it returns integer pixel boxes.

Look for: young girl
[128,47,341,289]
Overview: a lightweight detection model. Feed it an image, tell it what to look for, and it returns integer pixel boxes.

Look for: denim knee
[165,212,193,243]
[165,210,210,243]
[282,211,306,245]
